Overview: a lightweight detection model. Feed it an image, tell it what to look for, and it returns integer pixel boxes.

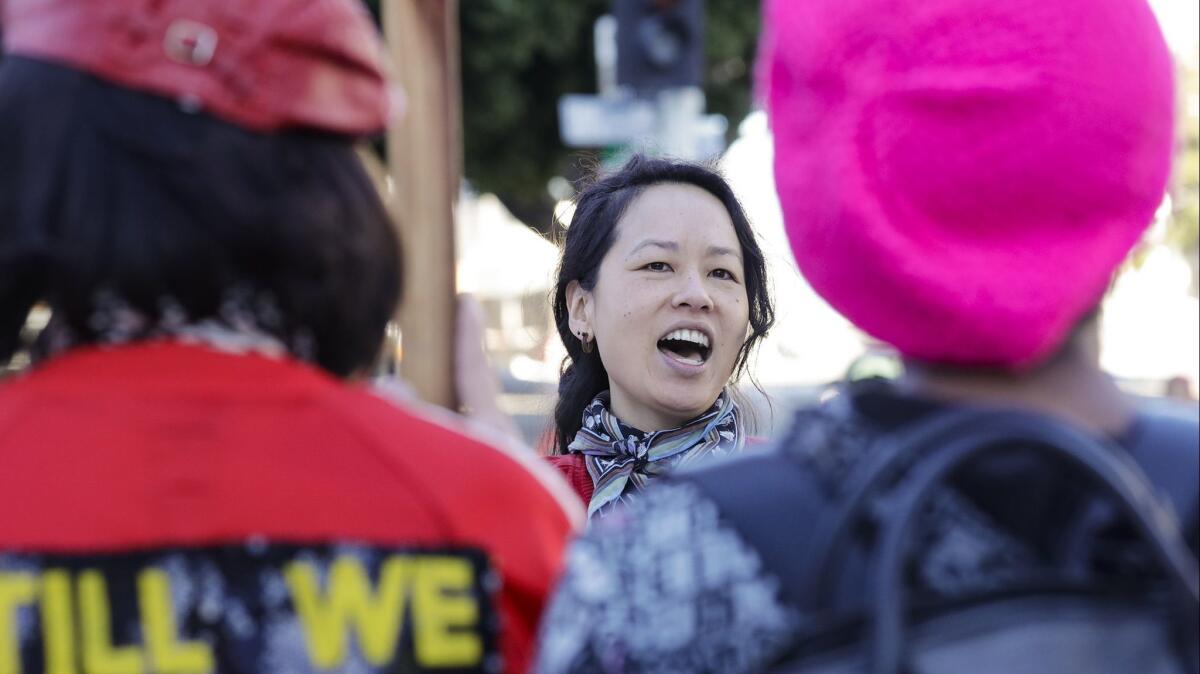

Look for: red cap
[2,0,393,135]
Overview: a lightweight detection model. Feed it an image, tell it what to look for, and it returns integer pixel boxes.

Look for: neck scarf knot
[568,389,744,519]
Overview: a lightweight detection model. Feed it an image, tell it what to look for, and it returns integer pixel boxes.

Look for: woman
[546,155,775,518]
[0,2,578,670]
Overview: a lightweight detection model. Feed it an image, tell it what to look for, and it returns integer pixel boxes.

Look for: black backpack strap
[1125,406,1200,552]
[675,404,868,611]
[859,408,1199,673]
[677,447,829,610]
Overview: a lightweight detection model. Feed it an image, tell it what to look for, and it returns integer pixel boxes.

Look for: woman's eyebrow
[626,239,679,258]
[708,245,743,262]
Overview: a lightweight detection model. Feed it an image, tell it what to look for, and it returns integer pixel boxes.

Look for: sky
[1148,0,1200,55]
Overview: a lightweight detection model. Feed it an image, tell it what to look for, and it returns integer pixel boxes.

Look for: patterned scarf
[568,389,745,519]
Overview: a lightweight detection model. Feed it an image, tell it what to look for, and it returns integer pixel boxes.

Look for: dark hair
[551,154,775,453]
[0,57,401,377]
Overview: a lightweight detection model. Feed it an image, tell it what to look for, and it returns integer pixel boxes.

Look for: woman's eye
[644,261,672,272]
[711,268,737,281]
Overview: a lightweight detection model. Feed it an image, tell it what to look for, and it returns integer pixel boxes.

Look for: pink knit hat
[761,0,1176,369]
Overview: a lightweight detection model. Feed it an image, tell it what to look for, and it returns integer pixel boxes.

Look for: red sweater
[0,342,582,673]
[545,454,595,504]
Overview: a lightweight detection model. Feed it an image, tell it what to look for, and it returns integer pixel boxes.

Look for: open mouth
[657,328,711,366]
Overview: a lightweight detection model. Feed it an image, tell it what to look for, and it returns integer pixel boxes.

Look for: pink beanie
[761,0,1176,369]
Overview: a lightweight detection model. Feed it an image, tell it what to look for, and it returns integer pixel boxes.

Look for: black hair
[0,57,401,377]
[551,154,775,453]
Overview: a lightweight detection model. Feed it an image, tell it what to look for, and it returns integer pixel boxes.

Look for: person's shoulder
[328,381,585,528]
[1128,398,1199,472]
[677,442,815,498]
[1133,396,1200,428]
[1127,398,1199,545]
[544,453,593,503]
[683,394,875,502]
[534,480,800,673]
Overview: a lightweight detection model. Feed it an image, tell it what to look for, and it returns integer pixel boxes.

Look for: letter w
[284,556,411,668]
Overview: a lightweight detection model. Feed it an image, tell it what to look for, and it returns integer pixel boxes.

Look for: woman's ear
[565,280,593,339]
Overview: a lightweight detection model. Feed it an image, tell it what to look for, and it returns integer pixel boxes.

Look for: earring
[580,331,593,354]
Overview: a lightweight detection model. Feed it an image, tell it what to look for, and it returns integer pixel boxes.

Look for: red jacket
[0,342,582,673]
[545,454,595,504]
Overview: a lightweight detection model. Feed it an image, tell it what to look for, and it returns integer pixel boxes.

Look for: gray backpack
[683,406,1200,673]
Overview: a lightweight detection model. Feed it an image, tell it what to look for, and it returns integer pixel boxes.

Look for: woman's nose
[672,272,713,311]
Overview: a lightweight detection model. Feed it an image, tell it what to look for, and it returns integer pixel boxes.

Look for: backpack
[683,405,1200,673]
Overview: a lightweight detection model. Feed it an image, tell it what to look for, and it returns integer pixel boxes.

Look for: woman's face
[567,183,750,432]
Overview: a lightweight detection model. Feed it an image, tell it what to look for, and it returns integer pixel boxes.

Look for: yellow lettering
[284,556,410,668]
[40,570,77,674]
[79,571,143,674]
[138,569,214,673]
[0,572,37,674]
[413,557,481,667]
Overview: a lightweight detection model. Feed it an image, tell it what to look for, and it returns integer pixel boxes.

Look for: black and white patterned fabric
[532,482,800,674]
[31,287,312,364]
[569,390,744,520]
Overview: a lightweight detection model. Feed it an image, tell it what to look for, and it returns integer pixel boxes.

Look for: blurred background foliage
[1169,52,1199,294]
[1172,61,1199,214]
[457,0,760,232]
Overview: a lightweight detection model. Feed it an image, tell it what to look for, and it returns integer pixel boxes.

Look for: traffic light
[615,0,703,94]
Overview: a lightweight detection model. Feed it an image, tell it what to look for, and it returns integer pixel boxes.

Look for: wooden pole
[384,0,461,409]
